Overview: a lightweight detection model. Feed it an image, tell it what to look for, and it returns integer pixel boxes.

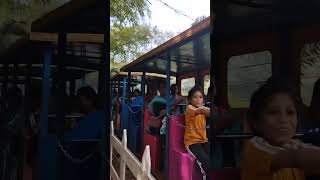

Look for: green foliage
[192,15,208,26]
[110,0,174,73]
[110,0,150,28]
[301,42,320,77]
[110,24,152,62]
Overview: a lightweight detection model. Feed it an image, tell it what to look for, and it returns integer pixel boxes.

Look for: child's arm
[188,105,210,117]
[271,146,320,174]
[200,106,210,117]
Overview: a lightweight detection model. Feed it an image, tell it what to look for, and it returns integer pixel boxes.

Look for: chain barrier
[127,104,142,114]
[57,139,97,164]
[175,122,210,130]
[174,105,215,131]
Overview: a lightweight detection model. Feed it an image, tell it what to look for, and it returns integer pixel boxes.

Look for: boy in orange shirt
[241,78,320,180]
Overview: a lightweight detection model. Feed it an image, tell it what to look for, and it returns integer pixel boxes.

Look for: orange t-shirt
[184,105,207,147]
[241,137,305,180]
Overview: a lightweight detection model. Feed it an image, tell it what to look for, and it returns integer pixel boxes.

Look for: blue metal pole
[121,77,127,130]
[38,47,55,180]
[165,51,171,180]
[128,71,131,105]
[39,48,51,138]
[99,32,109,180]
[140,72,145,154]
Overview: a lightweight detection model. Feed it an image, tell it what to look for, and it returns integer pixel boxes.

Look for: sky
[146,0,210,35]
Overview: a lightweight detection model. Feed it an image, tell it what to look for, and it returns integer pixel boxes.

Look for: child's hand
[159,109,166,117]
[282,140,302,150]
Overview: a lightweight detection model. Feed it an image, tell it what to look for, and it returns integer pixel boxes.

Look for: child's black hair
[187,86,204,104]
[77,86,98,107]
[247,77,300,125]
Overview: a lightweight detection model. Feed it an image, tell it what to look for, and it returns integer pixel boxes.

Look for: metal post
[140,72,146,154]
[98,31,109,180]
[1,64,8,114]
[39,49,51,137]
[57,32,67,137]
[121,77,127,130]
[13,63,18,86]
[56,32,67,180]
[70,80,75,97]
[38,47,53,180]
[165,51,171,180]
[128,71,132,105]
[117,79,120,94]
[17,62,32,180]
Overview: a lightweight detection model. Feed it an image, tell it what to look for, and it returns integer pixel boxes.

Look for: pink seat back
[169,115,203,180]
[169,115,186,151]
[143,108,151,130]
[143,108,163,174]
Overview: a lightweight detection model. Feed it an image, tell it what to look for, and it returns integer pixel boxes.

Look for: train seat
[169,115,203,180]
[127,105,142,155]
[143,108,163,174]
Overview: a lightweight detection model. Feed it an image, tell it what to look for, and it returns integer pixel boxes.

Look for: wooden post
[120,130,127,180]
[141,145,151,178]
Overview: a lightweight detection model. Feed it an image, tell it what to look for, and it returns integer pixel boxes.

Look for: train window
[85,72,99,92]
[181,77,195,96]
[170,77,176,85]
[66,81,70,95]
[204,74,210,95]
[228,51,272,108]
[135,84,141,91]
[300,43,320,105]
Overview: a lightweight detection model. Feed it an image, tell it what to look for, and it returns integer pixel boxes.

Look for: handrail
[110,121,156,180]
[32,113,83,118]
[214,133,304,139]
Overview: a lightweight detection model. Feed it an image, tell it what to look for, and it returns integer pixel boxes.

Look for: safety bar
[214,133,304,139]
[33,114,83,118]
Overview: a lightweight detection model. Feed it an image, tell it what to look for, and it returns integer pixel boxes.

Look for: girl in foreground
[184,86,211,179]
[241,78,320,180]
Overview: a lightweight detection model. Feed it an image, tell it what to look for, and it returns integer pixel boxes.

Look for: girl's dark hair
[247,77,300,124]
[187,86,204,103]
[77,86,98,107]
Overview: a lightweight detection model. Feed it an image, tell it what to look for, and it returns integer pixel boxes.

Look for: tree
[110,0,174,74]
[110,0,150,28]
[192,15,208,26]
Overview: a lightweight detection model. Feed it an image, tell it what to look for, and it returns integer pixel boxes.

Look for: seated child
[184,86,211,179]
[241,78,320,180]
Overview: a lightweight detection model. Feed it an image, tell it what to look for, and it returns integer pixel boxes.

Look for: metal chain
[57,140,97,164]
[175,122,210,130]
[127,105,142,114]
[173,105,217,131]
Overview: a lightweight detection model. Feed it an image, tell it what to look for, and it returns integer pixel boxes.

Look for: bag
[146,116,162,135]
[148,116,162,128]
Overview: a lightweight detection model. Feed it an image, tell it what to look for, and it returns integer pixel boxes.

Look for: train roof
[213,0,320,40]
[31,0,104,34]
[0,0,105,80]
[121,17,210,75]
